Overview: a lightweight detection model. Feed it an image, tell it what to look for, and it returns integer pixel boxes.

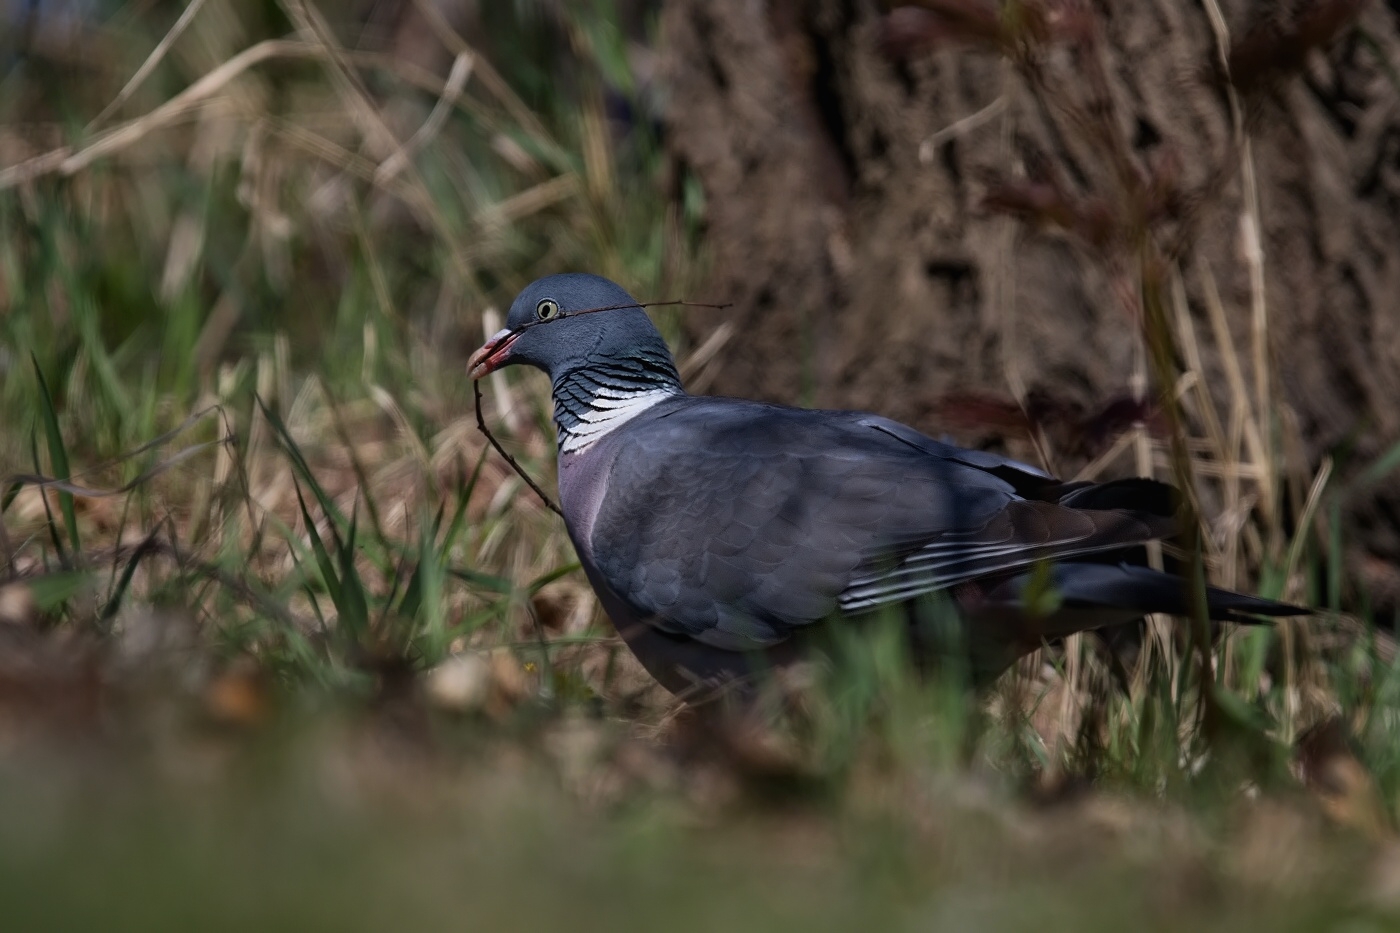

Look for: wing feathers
[587,399,1184,650]
[838,501,1170,613]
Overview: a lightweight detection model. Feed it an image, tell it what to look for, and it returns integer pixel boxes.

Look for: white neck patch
[558,386,679,453]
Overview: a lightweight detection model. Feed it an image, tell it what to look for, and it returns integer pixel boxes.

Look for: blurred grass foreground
[3,1,1400,930]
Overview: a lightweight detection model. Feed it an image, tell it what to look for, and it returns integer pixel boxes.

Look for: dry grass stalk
[0,39,314,190]
[918,95,1006,164]
[374,50,475,186]
[1202,0,1279,543]
[409,0,557,148]
[86,0,213,131]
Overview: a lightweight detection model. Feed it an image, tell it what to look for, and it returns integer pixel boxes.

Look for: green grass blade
[439,472,475,556]
[397,503,445,623]
[27,571,90,613]
[293,477,344,625]
[29,429,67,565]
[446,566,515,595]
[412,510,446,658]
[448,603,511,640]
[328,395,387,547]
[336,500,370,641]
[527,562,582,595]
[31,354,80,555]
[101,531,161,623]
[300,583,330,638]
[1360,436,1400,489]
[1,481,19,515]
[257,395,350,534]
[1328,496,1343,612]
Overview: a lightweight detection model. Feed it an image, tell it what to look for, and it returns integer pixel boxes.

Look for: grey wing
[590,409,1167,651]
[836,499,1169,611]
[826,415,1171,612]
[855,415,1054,482]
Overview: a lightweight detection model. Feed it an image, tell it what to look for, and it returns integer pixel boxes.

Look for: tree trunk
[660,0,1400,614]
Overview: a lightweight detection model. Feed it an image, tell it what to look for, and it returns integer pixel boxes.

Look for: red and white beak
[467,328,520,379]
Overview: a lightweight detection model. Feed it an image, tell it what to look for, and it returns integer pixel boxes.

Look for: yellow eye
[536,298,560,321]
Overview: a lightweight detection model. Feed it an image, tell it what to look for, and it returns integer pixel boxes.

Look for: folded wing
[589,401,1172,651]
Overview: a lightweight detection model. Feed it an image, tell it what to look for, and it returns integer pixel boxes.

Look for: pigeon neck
[551,351,684,454]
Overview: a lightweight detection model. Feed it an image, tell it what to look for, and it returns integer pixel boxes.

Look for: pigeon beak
[468,328,520,379]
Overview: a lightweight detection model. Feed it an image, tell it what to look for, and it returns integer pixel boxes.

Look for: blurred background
[2,1,1400,929]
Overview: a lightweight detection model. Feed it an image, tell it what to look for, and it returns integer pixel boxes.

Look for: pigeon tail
[977,562,1308,635]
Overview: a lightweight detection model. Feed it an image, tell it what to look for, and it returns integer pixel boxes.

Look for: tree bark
[660,0,1400,613]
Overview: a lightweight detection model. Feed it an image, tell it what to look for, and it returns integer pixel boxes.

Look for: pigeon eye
[535,298,560,321]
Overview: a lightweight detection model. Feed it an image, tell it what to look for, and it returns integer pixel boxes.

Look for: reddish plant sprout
[1142,145,1186,227]
[980,173,1119,253]
[1227,0,1369,95]
[881,0,1058,60]
[932,392,1037,437]
[880,7,978,59]
[934,390,1168,461]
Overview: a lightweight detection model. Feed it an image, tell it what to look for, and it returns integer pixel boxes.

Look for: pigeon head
[468,274,678,384]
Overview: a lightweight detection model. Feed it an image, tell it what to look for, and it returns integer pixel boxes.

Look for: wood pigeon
[468,274,1306,696]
